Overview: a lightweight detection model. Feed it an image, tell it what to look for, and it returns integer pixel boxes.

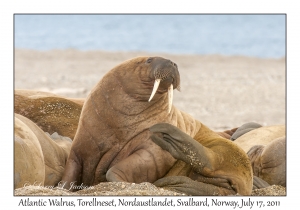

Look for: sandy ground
[14,49,286,196]
[14,182,286,196]
[15,49,285,131]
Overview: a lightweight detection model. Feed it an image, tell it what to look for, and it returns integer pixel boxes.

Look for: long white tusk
[148,79,161,102]
[168,83,173,113]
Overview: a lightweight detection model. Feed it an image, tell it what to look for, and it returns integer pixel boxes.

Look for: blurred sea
[14,14,286,58]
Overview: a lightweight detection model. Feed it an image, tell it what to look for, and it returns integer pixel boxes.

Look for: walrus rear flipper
[153,176,235,196]
[252,176,270,190]
[230,122,262,141]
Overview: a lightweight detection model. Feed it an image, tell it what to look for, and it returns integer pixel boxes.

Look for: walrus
[14,89,84,139]
[247,136,286,187]
[233,125,285,153]
[231,124,286,187]
[15,114,45,189]
[14,113,72,189]
[61,56,253,195]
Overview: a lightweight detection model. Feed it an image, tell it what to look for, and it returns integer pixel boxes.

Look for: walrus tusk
[148,79,161,102]
[168,84,173,113]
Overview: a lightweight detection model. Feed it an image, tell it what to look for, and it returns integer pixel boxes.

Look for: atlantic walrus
[232,125,286,187]
[14,113,72,189]
[61,56,253,195]
[233,125,285,153]
[247,136,286,187]
[15,114,45,189]
[14,89,84,139]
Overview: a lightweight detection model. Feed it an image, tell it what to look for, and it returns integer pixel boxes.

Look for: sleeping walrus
[14,113,72,189]
[61,56,253,195]
[231,123,286,187]
[14,89,84,139]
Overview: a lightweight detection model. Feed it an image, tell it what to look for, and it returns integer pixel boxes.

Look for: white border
[2,0,298,209]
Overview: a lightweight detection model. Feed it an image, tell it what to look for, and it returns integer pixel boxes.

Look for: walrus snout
[146,57,180,89]
[147,57,180,113]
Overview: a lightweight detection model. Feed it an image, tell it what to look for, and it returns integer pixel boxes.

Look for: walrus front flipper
[150,123,216,175]
[60,150,83,191]
[154,176,235,196]
[231,122,262,141]
[252,176,270,190]
[106,146,176,184]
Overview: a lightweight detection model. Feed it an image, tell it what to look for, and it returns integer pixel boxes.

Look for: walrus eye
[146,58,153,63]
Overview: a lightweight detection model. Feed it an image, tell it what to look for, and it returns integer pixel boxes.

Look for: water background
[14,14,286,58]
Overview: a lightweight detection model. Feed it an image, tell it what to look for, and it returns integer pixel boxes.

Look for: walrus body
[14,113,72,189]
[247,136,286,187]
[15,114,45,189]
[61,56,253,195]
[15,89,84,139]
[233,125,285,152]
[233,125,286,187]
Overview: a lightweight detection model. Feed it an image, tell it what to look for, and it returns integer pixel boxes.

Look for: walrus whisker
[148,79,161,102]
[168,84,173,113]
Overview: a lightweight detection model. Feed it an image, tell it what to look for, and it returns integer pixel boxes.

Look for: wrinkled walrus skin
[61,56,253,195]
[14,113,72,189]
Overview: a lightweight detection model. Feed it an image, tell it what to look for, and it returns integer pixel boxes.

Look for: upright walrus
[61,56,253,195]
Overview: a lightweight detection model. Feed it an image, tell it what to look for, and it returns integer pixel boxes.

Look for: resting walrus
[14,113,72,189]
[14,89,84,139]
[231,124,286,187]
[61,56,253,195]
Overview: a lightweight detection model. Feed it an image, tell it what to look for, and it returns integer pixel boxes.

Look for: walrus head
[111,56,180,113]
[147,57,181,113]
